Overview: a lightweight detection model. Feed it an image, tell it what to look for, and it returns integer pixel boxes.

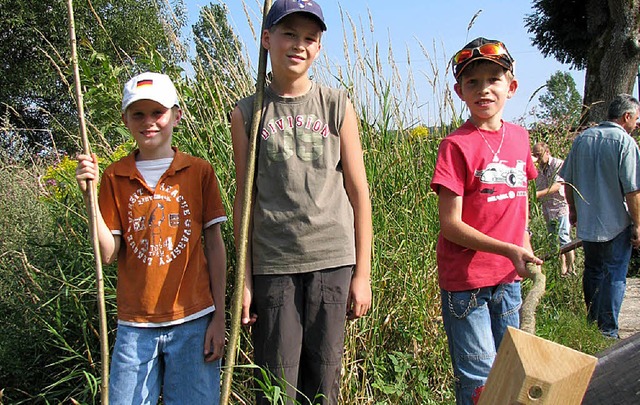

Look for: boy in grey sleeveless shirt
[230,1,372,403]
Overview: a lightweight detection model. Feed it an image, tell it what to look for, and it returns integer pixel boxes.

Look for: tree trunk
[582,0,640,125]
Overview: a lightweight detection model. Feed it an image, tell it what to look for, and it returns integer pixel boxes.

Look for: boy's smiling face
[122,99,181,160]
[454,61,518,128]
[263,13,323,82]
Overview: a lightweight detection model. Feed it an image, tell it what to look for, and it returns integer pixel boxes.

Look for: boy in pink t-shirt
[430,38,541,405]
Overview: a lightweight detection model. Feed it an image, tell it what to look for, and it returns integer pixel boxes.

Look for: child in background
[230,1,373,403]
[75,72,227,404]
[430,38,542,405]
[532,142,575,277]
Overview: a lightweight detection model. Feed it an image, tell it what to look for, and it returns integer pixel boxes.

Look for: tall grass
[0,1,615,404]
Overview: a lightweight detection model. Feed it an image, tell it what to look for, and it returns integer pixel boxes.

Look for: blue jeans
[582,226,632,338]
[441,283,521,405]
[109,314,221,404]
[547,215,571,245]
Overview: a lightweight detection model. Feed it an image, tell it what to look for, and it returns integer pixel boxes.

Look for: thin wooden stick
[220,1,272,403]
[65,1,110,403]
[540,238,583,261]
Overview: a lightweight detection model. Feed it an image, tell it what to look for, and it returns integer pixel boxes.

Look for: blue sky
[183,1,637,125]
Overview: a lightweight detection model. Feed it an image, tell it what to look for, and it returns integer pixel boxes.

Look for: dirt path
[618,277,640,339]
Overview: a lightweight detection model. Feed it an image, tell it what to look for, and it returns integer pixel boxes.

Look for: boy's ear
[261,29,270,50]
[453,82,464,100]
[172,108,183,126]
[507,77,518,99]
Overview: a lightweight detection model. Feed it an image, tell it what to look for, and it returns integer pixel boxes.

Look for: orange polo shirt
[98,149,226,323]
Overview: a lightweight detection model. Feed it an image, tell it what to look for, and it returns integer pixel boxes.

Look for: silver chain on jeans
[447,288,480,320]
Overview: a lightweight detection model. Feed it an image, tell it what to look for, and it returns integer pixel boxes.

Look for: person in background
[430,37,541,405]
[560,94,640,339]
[532,142,576,277]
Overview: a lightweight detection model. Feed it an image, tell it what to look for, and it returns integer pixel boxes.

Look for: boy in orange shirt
[76,72,227,404]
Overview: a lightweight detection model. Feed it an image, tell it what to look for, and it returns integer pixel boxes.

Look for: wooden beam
[478,327,597,404]
[582,332,640,404]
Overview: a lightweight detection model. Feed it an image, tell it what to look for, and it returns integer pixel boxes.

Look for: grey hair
[607,94,640,120]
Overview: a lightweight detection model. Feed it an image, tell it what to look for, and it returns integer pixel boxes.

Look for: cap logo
[136,79,153,88]
[295,0,313,8]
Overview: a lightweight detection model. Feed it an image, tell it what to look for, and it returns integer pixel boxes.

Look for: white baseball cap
[121,72,180,112]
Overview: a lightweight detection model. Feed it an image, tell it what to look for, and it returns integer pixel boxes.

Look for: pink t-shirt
[430,121,537,291]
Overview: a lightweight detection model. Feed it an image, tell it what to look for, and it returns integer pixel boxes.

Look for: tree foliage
[191,3,252,112]
[525,0,640,123]
[0,0,187,155]
[525,0,589,70]
[537,71,582,127]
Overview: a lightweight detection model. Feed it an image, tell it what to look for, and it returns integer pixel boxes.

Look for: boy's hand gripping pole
[220,1,272,404]
[65,1,110,403]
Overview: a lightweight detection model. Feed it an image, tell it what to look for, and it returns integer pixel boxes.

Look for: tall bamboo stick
[65,1,110,403]
[220,1,272,403]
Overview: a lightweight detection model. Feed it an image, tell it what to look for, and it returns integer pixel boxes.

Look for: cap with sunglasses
[452,37,515,80]
[264,0,327,31]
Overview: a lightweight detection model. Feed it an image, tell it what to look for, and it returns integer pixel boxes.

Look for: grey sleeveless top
[236,82,356,275]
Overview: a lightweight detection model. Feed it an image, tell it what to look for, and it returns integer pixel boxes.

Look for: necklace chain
[474,124,505,163]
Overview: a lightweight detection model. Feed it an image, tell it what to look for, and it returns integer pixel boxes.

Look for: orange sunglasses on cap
[452,42,513,65]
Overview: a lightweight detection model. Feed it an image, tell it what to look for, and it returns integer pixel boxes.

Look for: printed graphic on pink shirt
[474,160,528,202]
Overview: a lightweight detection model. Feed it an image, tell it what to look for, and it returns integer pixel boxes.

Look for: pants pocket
[320,266,352,304]
[253,275,290,309]
[492,283,521,318]
[447,289,481,320]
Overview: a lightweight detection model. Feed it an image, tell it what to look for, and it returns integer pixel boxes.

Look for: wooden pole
[478,327,597,405]
[220,1,271,403]
[65,1,110,403]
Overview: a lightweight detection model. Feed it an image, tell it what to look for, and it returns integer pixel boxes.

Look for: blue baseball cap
[264,0,327,31]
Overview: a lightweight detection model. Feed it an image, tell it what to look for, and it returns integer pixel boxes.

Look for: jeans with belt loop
[582,225,632,338]
[441,282,521,405]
